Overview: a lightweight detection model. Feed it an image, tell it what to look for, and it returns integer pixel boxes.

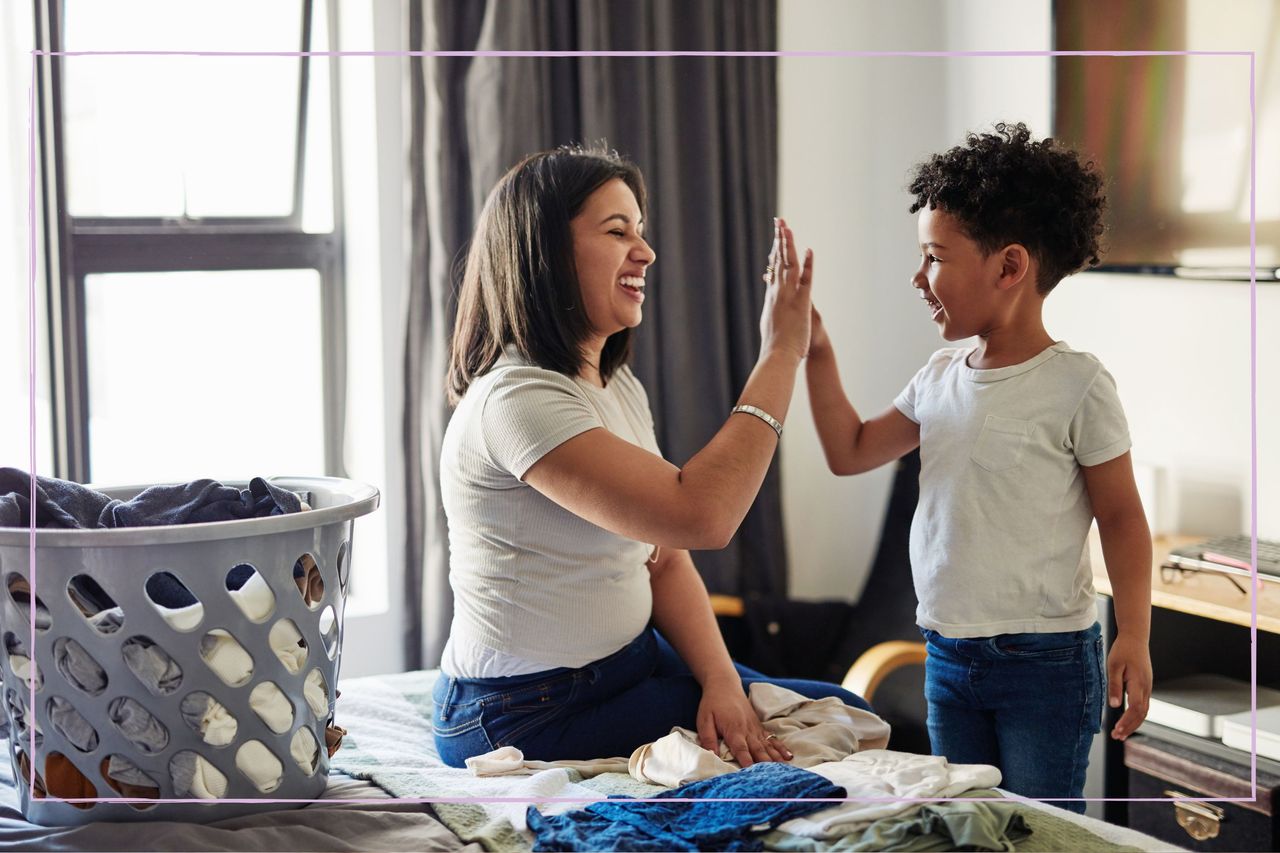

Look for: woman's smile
[619,275,646,303]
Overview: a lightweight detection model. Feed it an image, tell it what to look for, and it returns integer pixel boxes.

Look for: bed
[0,667,1179,852]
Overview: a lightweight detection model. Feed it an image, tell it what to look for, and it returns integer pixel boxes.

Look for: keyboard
[1168,534,1280,579]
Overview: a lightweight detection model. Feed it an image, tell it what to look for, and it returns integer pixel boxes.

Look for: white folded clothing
[269,619,308,674]
[156,601,204,632]
[200,629,253,686]
[236,740,284,792]
[629,733,736,787]
[290,728,319,772]
[628,682,892,787]
[465,745,630,778]
[250,682,293,733]
[153,568,275,631]
[304,668,328,718]
[777,749,1003,839]
[229,571,276,621]
[195,697,239,746]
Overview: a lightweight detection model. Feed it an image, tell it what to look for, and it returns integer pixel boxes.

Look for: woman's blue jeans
[920,622,1105,813]
[431,627,873,768]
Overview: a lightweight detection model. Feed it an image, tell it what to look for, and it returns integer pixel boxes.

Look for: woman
[433,145,869,768]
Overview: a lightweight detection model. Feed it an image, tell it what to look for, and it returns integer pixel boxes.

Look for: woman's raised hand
[759,218,814,362]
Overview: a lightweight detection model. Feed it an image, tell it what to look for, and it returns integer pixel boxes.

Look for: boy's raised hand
[809,306,832,358]
[1107,632,1152,740]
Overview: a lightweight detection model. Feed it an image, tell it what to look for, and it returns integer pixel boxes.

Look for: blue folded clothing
[527,762,845,852]
[0,468,304,530]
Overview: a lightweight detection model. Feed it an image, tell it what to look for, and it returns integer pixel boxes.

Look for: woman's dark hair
[447,144,647,404]
[907,122,1106,294]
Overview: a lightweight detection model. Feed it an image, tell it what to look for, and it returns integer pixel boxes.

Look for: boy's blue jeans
[431,627,872,768]
[919,622,1105,813]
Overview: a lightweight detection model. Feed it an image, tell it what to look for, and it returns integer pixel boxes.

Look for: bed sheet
[329,669,1183,852]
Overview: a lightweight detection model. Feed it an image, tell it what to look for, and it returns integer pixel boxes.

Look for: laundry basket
[0,476,378,825]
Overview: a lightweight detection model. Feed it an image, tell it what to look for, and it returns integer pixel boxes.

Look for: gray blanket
[0,732,480,852]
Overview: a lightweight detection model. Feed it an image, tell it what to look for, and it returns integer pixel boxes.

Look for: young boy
[805,123,1152,811]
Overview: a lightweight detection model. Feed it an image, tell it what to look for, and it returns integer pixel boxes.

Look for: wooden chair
[710,594,927,704]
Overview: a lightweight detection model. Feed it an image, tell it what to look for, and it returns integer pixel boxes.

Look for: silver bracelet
[731,404,783,438]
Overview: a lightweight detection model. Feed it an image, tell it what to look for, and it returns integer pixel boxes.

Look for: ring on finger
[764,733,779,741]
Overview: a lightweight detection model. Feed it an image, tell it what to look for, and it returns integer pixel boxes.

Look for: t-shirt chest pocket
[970,415,1034,472]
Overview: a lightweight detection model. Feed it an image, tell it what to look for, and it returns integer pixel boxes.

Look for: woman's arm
[648,546,791,766]
[1082,451,1153,740]
[524,220,812,550]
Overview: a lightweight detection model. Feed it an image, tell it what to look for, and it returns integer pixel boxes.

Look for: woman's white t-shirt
[439,350,661,677]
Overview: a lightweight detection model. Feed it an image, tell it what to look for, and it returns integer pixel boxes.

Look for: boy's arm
[806,307,920,475]
[1081,450,1153,740]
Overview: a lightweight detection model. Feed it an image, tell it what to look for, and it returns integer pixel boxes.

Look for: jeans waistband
[436,628,656,718]
[920,622,1101,660]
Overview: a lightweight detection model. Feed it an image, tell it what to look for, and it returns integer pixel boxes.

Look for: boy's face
[911,206,1005,341]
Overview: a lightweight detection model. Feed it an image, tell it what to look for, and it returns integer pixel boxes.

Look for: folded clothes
[528,762,846,852]
[628,682,891,788]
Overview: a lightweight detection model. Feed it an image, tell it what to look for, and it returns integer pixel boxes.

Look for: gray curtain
[404,0,780,669]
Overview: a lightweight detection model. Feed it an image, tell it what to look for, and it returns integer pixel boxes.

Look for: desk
[1090,532,1280,840]
[1089,533,1280,634]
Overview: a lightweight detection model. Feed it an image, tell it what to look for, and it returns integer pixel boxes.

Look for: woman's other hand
[695,675,793,767]
[759,217,814,362]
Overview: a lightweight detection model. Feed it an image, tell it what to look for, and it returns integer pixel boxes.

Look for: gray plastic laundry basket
[0,476,378,825]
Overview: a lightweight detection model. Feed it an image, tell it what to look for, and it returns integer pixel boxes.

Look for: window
[30,0,400,671]
[36,0,344,484]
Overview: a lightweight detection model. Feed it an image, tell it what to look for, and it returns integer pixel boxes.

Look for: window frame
[34,0,347,484]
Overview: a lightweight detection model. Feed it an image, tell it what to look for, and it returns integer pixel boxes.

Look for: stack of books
[1220,706,1280,761]
[1142,674,1280,759]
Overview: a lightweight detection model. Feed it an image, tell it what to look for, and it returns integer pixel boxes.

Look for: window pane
[1,0,54,473]
[62,1,304,218]
[85,270,325,485]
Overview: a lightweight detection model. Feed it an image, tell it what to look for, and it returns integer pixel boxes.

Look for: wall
[778,0,1277,819]
[777,0,1277,606]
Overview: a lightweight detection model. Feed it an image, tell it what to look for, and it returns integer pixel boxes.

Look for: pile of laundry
[0,469,345,801]
[0,468,309,529]
[462,683,1026,851]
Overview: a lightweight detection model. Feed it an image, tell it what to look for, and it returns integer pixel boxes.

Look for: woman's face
[569,178,656,343]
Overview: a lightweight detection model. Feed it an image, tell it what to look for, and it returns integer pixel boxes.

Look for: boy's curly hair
[907,122,1106,294]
